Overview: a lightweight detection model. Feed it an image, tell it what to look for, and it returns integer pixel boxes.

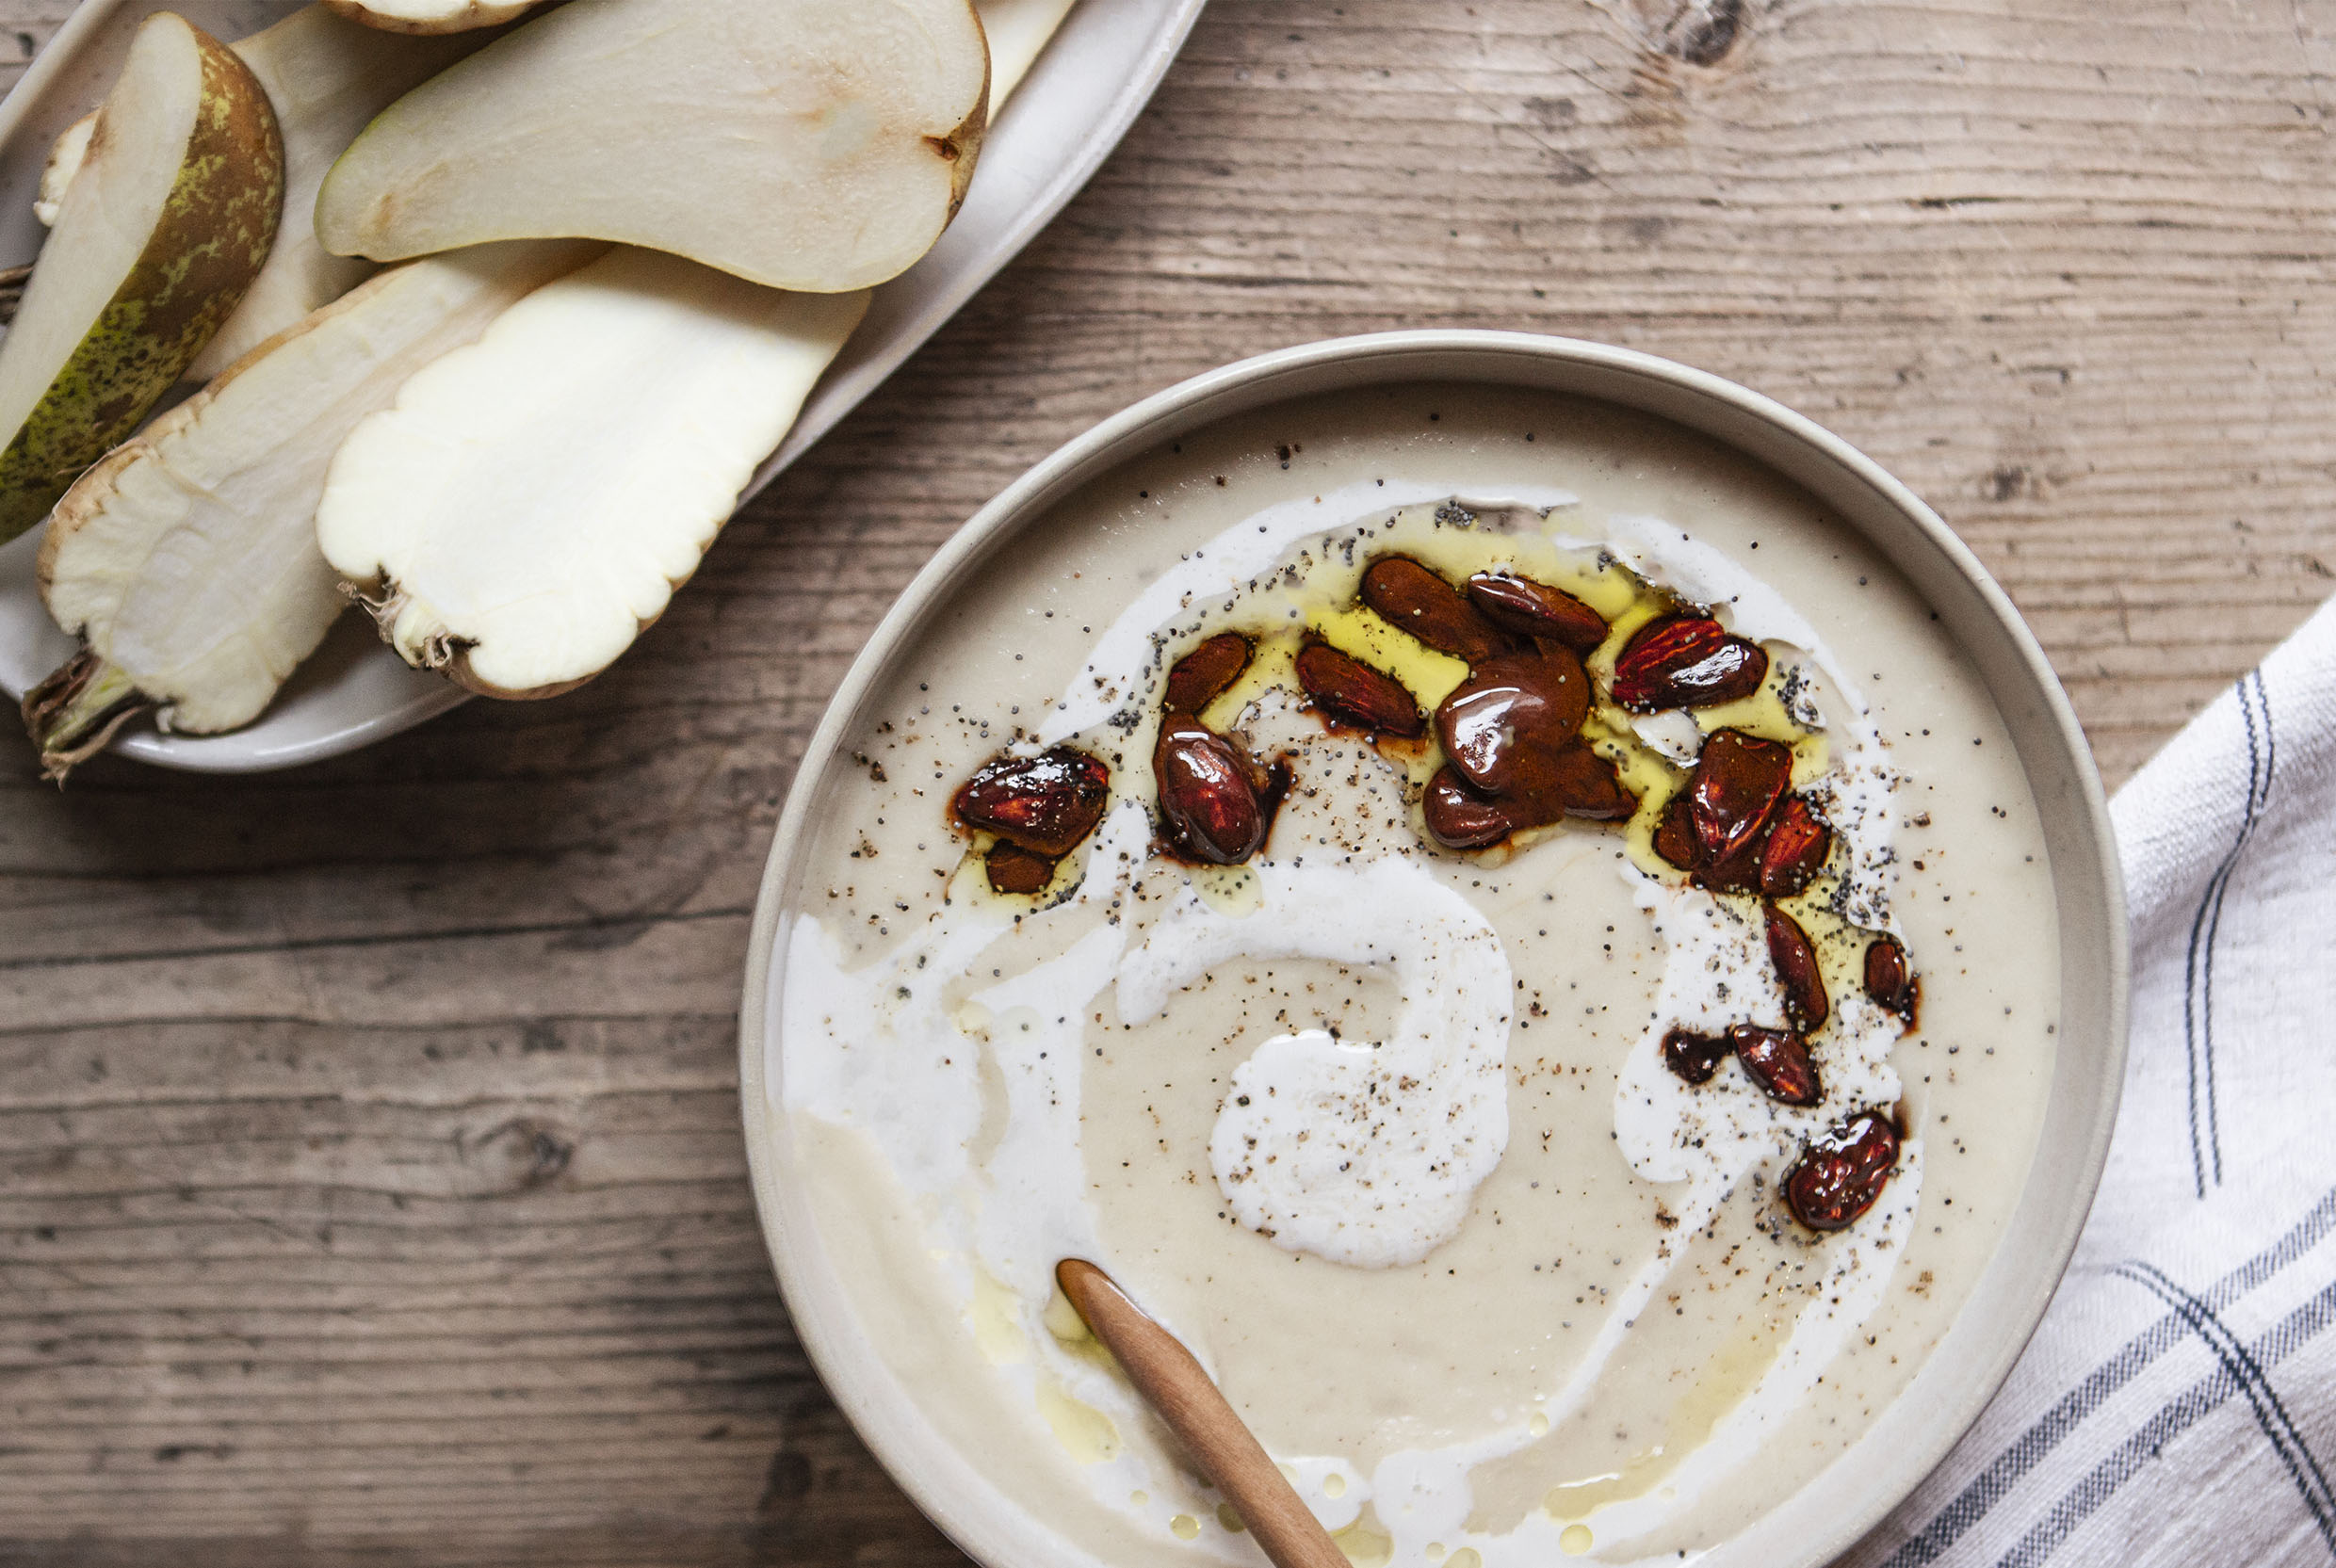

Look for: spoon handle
[1056,1258,1350,1568]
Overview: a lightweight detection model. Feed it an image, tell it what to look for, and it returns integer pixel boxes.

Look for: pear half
[323,0,546,34]
[316,0,989,292]
[0,11,282,544]
[33,9,498,382]
[23,240,601,776]
[318,248,868,699]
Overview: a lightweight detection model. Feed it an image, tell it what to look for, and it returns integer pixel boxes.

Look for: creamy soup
[765,384,2058,1566]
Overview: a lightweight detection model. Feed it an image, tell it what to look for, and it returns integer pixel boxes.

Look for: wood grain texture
[3,0,2333,1562]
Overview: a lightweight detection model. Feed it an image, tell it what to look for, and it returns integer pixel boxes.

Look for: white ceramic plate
[0,0,1207,773]
[738,331,2130,1568]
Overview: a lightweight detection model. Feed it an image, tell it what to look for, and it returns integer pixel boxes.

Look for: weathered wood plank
[2,0,2333,1562]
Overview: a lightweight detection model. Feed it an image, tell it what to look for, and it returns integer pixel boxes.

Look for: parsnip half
[323,0,545,34]
[23,240,600,777]
[316,0,989,292]
[318,248,868,699]
[0,13,281,543]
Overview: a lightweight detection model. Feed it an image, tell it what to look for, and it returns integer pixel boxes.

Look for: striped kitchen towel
[1844,592,2336,1566]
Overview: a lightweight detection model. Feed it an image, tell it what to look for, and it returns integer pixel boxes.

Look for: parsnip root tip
[22,648,151,784]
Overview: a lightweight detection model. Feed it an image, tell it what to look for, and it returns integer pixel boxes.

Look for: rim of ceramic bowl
[738,329,2130,1568]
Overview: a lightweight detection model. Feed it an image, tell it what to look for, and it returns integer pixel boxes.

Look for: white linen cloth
[1844,594,2336,1566]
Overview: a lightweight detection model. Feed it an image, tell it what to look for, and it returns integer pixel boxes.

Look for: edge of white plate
[738,330,2129,1568]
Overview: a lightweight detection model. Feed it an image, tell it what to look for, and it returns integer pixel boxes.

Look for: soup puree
[768,384,2058,1565]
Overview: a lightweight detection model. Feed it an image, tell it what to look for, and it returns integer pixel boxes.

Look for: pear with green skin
[316,0,989,293]
[0,11,283,544]
[39,9,506,380]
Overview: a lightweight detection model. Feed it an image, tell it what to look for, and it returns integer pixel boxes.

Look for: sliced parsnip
[323,0,546,34]
[319,248,868,698]
[977,0,1079,106]
[0,13,281,543]
[24,240,601,776]
[316,0,989,292]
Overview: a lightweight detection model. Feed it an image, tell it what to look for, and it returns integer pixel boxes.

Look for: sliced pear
[24,240,599,777]
[33,111,95,228]
[0,12,282,544]
[977,0,1078,106]
[316,0,989,292]
[318,248,868,698]
[35,12,499,380]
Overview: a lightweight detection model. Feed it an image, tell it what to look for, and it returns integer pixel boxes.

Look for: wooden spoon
[1056,1258,1350,1568]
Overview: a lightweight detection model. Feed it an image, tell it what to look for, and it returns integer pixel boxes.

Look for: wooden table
[2,1,2329,1562]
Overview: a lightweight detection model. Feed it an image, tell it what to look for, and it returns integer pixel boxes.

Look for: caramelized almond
[1422,766,1522,849]
[1760,796,1831,897]
[1611,616,1768,712]
[1436,650,1592,797]
[1784,1110,1901,1231]
[1295,643,1424,736]
[1764,904,1829,1032]
[1864,934,1918,1022]
[1360,557,1508,663]
[1163,632,1254,715]
[1525,740,1637,822]
[1155,719,1268,865]
[984,844,1056,896]
[1687,729,1792,865]
[1653,793,1700,871]
[1728,1024,1820,1107]
[951,747,1111,857]
[1662,1027,1730,1086]
[1466,572,1609,654]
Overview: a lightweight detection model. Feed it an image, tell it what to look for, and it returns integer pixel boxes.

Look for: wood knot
[1635,0,1747,67]
[463,1116,576,1194]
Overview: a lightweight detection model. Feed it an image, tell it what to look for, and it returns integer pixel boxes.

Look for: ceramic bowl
[738,330,2129,1568]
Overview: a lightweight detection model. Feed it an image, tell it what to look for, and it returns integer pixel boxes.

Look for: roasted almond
[951,747,1111,857]
[1155,718,1268,865]
[1784,1110,1901,1231]
[1760,795,1830,897]
[1662,1027,1730,1086]
[1764,904,1829,1032]
[1436,649,1592,797]
[1610,616,1768,712]
[1688,729,1792,866]
[1864,934,1918,1023]
[1163,631,1254,716]
[1295,643,1424,736]
[1520,739,1637,822]
[1466,571,1609,654]
[984,843,1056,896]
[1422,766,1521,849]
[1728,1024,1820,1107]
[1653,793,1701,871]
[1360,556,1508,663]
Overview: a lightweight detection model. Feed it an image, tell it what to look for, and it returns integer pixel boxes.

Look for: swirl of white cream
[1114,859,1513,1269]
